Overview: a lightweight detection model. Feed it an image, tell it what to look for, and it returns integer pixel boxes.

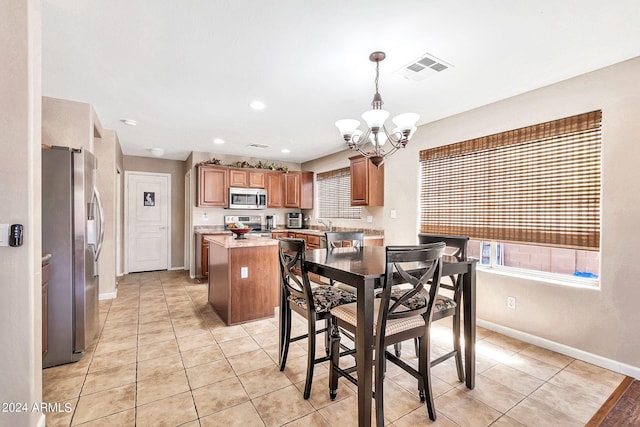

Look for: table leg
[356,278,375,427]
[463,262,476,389]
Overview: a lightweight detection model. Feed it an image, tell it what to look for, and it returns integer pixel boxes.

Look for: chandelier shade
[335,51,419,168]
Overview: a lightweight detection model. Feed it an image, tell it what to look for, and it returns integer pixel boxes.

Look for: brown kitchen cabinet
[289,232,321,249]
[305,234,321,249]
[229,169,266,188]
[201,235,210,278]
[198,165,228,207]
[267,172,285,208]
[284,171,314,209]
[350,155,384,206]
[271,231,289,240]
[208,238,279,325]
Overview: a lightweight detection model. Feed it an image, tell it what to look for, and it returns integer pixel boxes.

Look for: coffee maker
[265,215,275,230]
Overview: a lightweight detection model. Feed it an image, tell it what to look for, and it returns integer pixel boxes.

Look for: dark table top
[305,246,475,285]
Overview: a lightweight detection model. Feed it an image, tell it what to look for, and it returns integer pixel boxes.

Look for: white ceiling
[42,0,640,163]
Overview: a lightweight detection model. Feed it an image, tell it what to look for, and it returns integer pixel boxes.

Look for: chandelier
[335,51,420,168]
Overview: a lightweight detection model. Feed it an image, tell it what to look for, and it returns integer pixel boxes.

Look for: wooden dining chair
[324,231,365,293]
[278,237,357,399]
[325,231,365,249]
[328,243,446,423]
[393,234,469,382]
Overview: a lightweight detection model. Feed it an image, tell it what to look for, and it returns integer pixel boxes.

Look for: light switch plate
[240,266,248,278]
[0,224,8,247]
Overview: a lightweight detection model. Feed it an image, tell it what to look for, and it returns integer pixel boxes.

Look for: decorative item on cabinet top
[198,158,288,171]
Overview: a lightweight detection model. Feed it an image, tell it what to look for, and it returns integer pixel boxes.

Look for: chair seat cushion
[387,289,457,312]
[331,300,426,336]
[289,285,357,313]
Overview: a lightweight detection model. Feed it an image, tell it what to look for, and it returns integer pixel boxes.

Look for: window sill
[476,264,600,290]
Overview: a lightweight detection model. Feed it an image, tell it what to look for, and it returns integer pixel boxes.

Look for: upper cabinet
[197,164,313,209]
[284,171,314,209]
[198,165,228,207]
[267,171,284,208]
[284,172,300,208]
[229,168,266,188]
[350,155,384,206]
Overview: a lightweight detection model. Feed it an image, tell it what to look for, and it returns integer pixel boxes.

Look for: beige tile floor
[42,270,624,426]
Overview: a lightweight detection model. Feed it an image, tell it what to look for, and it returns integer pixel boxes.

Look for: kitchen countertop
[271,228,384,239]
[205,234,278,249]
[194,226,231,235]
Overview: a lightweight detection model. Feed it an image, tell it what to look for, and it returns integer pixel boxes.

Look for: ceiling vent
[247,143,269,149]
[394,52,452,82]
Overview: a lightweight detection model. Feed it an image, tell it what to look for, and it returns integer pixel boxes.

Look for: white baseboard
[169,266,185,271]
[477,319,640,379]
[99,290,117,300]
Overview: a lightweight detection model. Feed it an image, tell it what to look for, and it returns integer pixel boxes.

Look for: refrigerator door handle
[93,186,105,262]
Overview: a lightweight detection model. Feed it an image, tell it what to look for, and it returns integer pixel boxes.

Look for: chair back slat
[278,237,315,310]
[325,231,365,249]
[376,243,445,337]
[418,234,469,291]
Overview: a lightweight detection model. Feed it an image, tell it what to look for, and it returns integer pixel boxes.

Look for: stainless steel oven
[228,187,267,210]
[286,212,303,229]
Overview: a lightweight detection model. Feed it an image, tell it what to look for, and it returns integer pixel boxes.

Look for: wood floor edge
[585,376,635,426]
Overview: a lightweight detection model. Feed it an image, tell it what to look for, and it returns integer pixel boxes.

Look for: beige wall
[123,156,186,269]
[373,57,640,373]
[42,96,95,152]
[94,130,123,297]
[0,0,43,426]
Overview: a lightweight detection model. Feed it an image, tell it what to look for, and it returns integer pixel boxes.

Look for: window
[419,110,602,281]
[317,167,361,219]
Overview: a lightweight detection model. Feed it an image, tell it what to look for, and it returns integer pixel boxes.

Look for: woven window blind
[419,110,602,250]
[317,167,361,219]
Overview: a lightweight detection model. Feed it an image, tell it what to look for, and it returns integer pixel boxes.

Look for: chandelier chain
[374,61,380,96]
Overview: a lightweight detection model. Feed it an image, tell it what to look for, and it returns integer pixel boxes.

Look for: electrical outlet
[367,216,373,223]
[507,296,516,309]
[240,267,248,278]
[390,209,397,219]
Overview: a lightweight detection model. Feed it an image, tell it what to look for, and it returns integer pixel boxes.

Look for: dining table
[295,245,477,427]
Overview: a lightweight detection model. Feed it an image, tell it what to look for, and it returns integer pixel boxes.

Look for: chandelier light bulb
[335,119,361,138]
[392,113,420,132]
[362,109,390,129]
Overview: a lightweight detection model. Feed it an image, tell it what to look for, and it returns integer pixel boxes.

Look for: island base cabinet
[209,243,279,325]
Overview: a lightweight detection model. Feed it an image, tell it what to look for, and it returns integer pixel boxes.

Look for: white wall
[0,1,43,426]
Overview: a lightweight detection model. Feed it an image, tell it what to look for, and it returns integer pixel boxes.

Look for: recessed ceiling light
[213,138,225,145]
[150,148,164,157]
[120,119,137,126]
[250,100,266,110]
[281,149,291,154]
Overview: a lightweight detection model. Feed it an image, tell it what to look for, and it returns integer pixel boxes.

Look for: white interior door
[126,172,170,272]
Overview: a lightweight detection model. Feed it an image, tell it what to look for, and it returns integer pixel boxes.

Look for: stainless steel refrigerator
[42,146,104,368]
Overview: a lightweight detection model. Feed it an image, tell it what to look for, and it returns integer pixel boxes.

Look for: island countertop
[205,234,278,249]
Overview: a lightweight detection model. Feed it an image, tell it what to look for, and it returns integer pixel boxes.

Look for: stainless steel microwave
[228,187,267,210]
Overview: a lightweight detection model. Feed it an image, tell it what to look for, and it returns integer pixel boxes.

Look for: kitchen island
[205,235,279,325]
